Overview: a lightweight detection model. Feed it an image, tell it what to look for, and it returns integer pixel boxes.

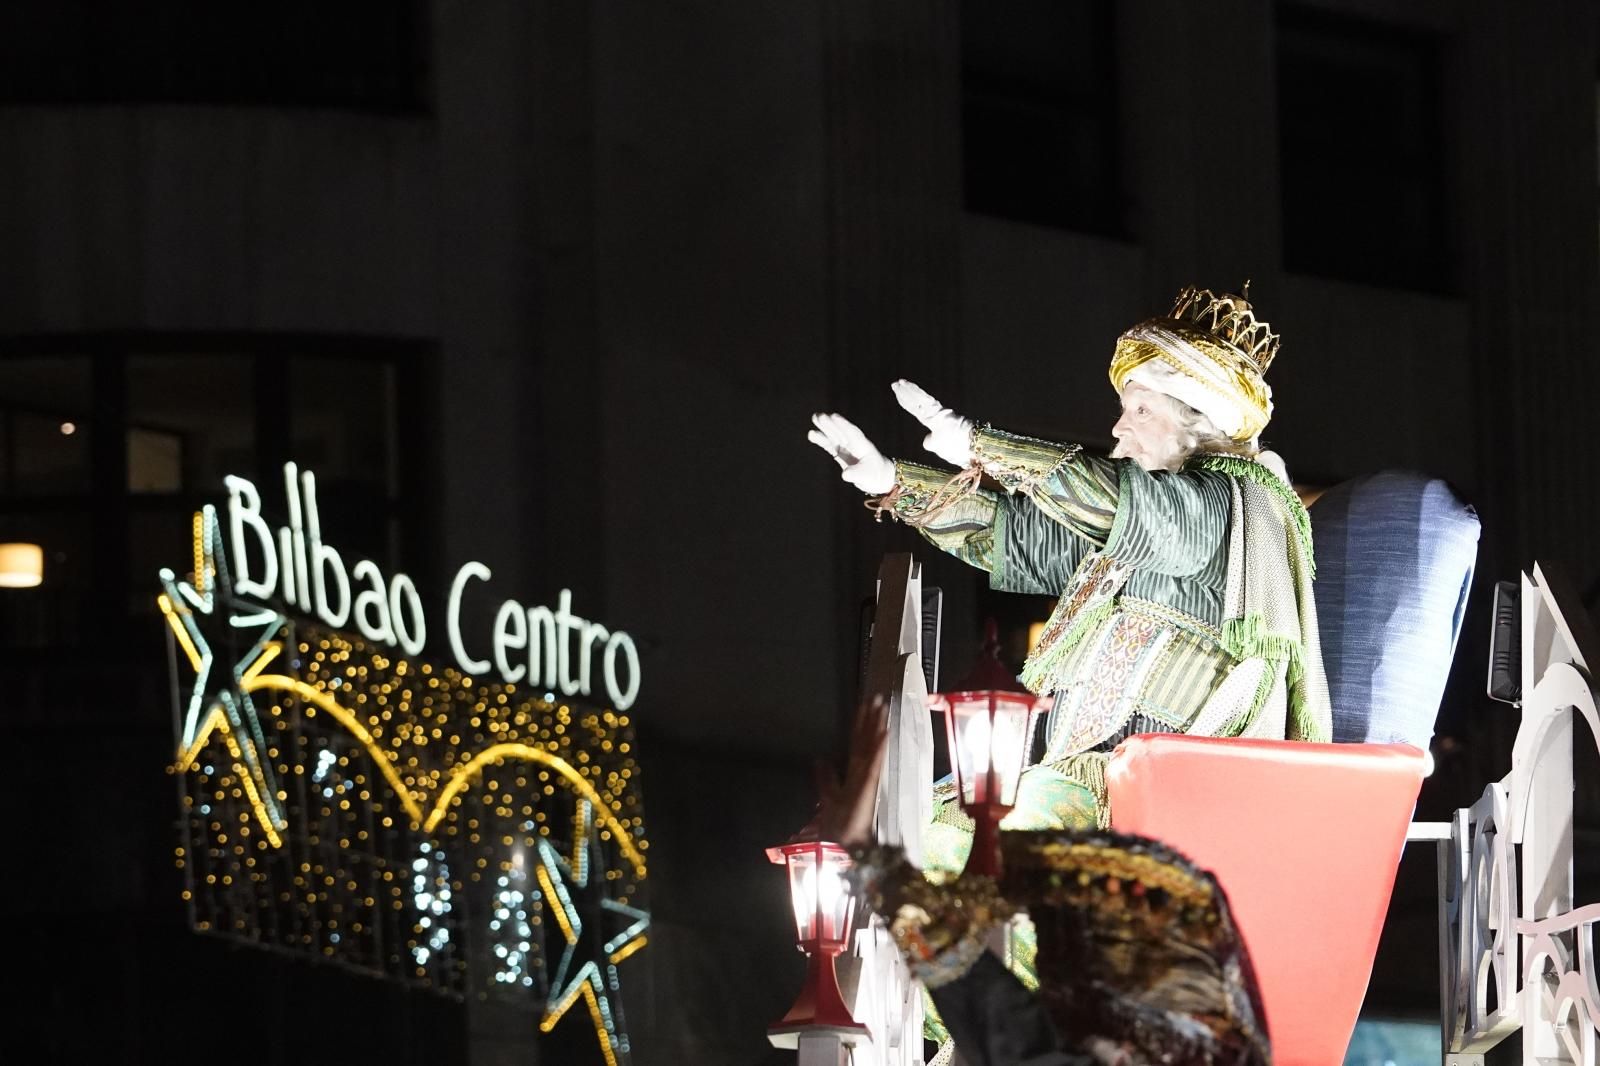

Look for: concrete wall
[593,0,836,752]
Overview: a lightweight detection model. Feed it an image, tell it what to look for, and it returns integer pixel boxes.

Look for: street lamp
[766,835,870,1047]
[927,621,1050,879]
[0,543,43,588]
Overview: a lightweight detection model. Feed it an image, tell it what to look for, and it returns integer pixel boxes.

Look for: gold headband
[1109,323,1272,442]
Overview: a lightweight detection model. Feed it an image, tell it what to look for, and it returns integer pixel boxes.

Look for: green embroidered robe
[890,425,1330,846]
[891,427,1331,1049]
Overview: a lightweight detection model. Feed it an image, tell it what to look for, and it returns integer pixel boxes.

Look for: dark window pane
[131,507,202,614]
[0,1,427,112]
[961,0,1123,236]
[0,357,92,495]
[128,426,183,494]
[126,355,255,493]
[1277,6,1454,293]
[1,342,414,643]
[288,356,398,565]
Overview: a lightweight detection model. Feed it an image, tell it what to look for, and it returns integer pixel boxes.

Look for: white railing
[775,554,930,1066]
[777,558,1600,1066]
[1435,562,1599,1066]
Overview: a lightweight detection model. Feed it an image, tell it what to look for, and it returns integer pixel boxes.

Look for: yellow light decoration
[609,935,648,967]
[163,509,648,1062]
[242,672,426,826]
[536,863,576,945]
[157,593,204,672]
[195,652,649,874]
[424,744,645,879]
[532,822,646,1066]
[550,985,620,1066]
[192,511,205,594]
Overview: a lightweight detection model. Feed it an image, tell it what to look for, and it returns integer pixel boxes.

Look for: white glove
[809,413,896,495]
[892,379,974,467]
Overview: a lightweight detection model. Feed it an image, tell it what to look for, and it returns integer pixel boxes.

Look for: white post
[778,555,932,1065]
[797,1031,850,1066]
[852,553,934,1066]
[1438,563,1599,1066]
[867,554,935,867]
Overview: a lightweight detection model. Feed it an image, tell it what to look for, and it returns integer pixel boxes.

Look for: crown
[1166,282,1280,375]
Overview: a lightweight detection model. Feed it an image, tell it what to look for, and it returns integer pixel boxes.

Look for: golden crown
[1167,283,1280,375]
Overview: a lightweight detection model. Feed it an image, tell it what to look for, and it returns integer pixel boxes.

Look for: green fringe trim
[1009,915,1040,991]
[1042,751,1112,829]
[1193,454,1316,577]
[1219,613,1328,741]
[923,987,948,1044]
[1222,615,1303,683]
[1018,598,1116,693]
[1288,684,1330,742]
[1221,614,1300,735]
[1220,657,1280,738]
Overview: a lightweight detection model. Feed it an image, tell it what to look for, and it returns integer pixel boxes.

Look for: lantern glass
[784,843,853,948]
[988,694,1035,805]
[950,702,988,805]
[946,692,1036,807]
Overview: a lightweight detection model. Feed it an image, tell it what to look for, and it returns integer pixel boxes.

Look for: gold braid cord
[866,463,984,527]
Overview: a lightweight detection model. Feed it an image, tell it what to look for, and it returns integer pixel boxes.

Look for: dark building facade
[2,2,1596,1063]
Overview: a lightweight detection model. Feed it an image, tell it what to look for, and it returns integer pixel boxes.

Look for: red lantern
[766,837,870,1046]
[764,832,870,1043]
[928,621,1051,879]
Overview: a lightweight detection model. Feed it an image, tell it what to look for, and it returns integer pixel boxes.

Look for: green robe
[883,427,1330,1049]
[888,425,1329,864]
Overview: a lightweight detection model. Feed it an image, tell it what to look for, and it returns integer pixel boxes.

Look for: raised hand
[808,412,895,495]
[892,379,974,467]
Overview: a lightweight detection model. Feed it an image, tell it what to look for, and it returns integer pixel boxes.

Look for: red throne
[1107,734,1429,1065]
[1100,472,1477,1062]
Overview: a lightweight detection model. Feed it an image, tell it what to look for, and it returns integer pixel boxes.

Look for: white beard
[1110,435,1189,473]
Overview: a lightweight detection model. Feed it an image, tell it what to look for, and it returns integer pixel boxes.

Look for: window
[126,354,256,494]
[1277,6,1455,293]
[0,338,422,659]
[0,1,428,112]
[287,356,402,563]
[0,357,92,496]
[961,0,1124,236]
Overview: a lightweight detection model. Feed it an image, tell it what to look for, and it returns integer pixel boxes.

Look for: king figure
[809,284,1332,866]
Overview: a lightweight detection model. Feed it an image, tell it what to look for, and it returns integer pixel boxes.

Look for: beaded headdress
[1003,829,1272,1061]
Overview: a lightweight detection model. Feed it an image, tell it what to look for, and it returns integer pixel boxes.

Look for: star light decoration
[160,501,653,1062]
[158,505,288,846]
[536,800,650,1066]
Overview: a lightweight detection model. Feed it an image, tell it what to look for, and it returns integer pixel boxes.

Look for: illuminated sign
[224,462,640,709]
[158,468,648,1066]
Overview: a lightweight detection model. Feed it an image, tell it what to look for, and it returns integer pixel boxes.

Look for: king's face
[1110,383,1188,473]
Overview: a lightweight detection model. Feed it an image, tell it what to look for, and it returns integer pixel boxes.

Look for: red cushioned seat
[1107,734,1427,1066]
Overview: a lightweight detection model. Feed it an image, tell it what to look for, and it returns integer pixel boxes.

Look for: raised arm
[810,393,1228,594]
[968,424,1232,581]
[969,426,1119,541]
[893,380,1122,538]
[883,459,1097,596]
